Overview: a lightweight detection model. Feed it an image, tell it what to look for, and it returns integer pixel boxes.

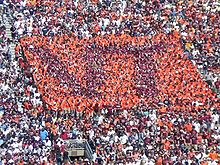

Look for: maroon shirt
[61,132,68,140]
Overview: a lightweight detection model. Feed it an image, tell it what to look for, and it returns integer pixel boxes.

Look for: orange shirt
[156,157,163,165]
[185,123,192,132]
[164,140,170,150]
[201,162,208,165]
[209,152,218,160]
[197,135,202,143]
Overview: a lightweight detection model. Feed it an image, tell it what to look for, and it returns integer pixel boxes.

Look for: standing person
[40,129,48,141]
[63,151,69,164]
[56,148,62,165]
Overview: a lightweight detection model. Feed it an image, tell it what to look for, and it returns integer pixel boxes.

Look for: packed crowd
[0,0,220,164]
[0,10,52,164]
[19,34,160,112]
[10,0,220,91]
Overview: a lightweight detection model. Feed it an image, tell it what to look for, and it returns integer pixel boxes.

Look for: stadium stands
[0,0,219,164]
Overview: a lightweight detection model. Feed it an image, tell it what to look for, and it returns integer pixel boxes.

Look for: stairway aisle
[3,13,16,60]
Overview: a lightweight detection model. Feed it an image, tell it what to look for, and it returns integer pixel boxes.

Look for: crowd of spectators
[0,0,219,164]
[8,0,220,90]
[0,8,52,164]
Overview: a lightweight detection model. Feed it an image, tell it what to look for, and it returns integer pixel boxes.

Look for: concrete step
[6,33,12,36]
[3,16,16,60]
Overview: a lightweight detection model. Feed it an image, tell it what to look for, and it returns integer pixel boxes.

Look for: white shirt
[20,0,27,7]
[13,148,20,154]
[27,25,33,33]
[120,134,128,145]
[17,28,24,35]
[103,18,110,27]
[114,135,119,143]
[149,113,157,121]
[34,135,40,141]
[102,135,110,142]
[44,140,52,147]
[212,114,219,123]
[193,122,200,133]
[108,130,115,136]
[28,144,33,151]
[98,115,104,125]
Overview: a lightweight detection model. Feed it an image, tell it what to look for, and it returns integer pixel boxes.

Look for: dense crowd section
[19,35,160,112]
[0,0,220,164]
